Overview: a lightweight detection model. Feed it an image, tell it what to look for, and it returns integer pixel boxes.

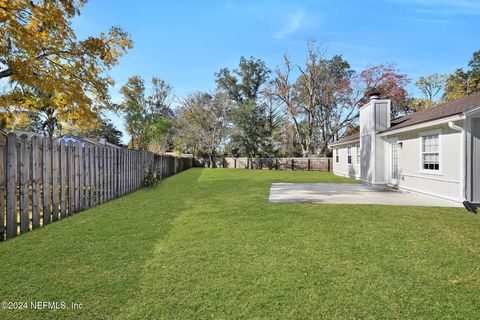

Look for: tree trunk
[208,154,215,168]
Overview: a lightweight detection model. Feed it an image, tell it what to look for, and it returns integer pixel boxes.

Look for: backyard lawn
[0,168,479,319]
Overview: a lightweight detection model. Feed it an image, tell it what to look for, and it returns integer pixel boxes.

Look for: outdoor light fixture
[397,141,403,150]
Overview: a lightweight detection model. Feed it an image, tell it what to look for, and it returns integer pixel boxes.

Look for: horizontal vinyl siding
[333,145,360,179]
[394,123,462,201]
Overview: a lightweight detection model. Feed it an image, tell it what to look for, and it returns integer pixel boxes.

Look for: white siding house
[330,92,480,204]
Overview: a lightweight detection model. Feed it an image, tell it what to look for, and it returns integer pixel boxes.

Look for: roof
[62,135,123,149]
[382,92,480,133]
[11,130,43,139]
[330,131,359,147]
[331,92,480,146]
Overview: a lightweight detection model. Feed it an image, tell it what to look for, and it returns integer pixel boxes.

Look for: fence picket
[84,144,90,209]
[31,136,41,228]
[95,146,100,205]
[52,139,59,221]
[19,135,29,233]
[74,142,80,213]
[42,137,51,224]
[89,144,94,207]
[67,141,75,215]
[60,140,67,219]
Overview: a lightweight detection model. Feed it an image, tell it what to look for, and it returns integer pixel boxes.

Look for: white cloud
[274,9,311,39]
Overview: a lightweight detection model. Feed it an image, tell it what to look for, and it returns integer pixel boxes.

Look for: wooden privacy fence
[0,133,192,241]
[194,157,332,171]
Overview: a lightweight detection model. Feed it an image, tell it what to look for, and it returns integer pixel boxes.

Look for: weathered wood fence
[0,133,192,241]
[194,157,332,171]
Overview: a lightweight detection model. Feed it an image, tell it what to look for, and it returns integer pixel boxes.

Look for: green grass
[0,168,479,319]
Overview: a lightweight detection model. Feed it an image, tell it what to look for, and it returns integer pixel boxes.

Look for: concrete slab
[269,183,462,207]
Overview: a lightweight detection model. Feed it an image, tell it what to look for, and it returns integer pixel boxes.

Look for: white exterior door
[389,139,399,185]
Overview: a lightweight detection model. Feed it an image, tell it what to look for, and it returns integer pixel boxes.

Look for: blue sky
[72,0,480,143]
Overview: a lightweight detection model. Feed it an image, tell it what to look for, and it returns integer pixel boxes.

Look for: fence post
[6,133,17,238]
[308,158,311,171]
[0,134,6,240]
[291,158,294,171]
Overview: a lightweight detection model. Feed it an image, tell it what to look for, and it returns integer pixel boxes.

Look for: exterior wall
[465,111,480,202]
[332,143,361,179]
[390,122,463,202]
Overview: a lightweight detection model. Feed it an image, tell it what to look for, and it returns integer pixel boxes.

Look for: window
[421,133,440,171]
[347,147,352,164]
[335,149,339,163]
[356,144,360,164]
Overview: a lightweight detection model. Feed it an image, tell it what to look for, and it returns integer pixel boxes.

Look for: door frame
[388,138,399,186]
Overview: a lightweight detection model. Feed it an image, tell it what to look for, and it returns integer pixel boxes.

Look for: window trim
[335,149,339,163]
[347,147,352,164]
[419,129,442,175]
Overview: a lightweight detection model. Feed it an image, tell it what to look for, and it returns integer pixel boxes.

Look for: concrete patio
[269,183,462,207]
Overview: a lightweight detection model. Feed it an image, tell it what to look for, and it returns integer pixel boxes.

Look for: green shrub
[143,168,158,187]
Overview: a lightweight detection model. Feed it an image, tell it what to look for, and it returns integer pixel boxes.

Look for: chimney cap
[369,93,380,101]
[365,87,381,101]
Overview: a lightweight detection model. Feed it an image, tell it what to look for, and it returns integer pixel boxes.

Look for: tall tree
[0,0,133,131]
[273,42,410,156]
[408,73,446,111]
[273,44,355,156]
[216,57,273,158]
[120,76,173,151]
[83,117,123,145]
[444,50,480,101]
[174,92,230,166]
[357,64,410,117]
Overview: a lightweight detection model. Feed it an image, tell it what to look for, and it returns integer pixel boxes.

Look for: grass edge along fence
[194,157,332,171]
[0,132,192,241]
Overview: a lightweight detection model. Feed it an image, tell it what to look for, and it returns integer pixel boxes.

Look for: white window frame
[355,144,360,165]
[347,147,352,164]
[419,129,442,175]
[335,149,339,163]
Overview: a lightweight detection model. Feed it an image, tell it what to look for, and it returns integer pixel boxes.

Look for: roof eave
[329,138,360,148]
[377,114,465,137]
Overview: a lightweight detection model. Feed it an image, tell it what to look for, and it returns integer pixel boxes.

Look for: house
[330,92,480,205]
[61,135,124,149]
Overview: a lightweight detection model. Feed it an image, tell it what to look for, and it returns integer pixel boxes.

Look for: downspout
[448,121,467,200]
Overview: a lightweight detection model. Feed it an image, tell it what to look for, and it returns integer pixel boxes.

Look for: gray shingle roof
[330,131,360,146]
[382,92,480,133]
[331,92,480,146]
